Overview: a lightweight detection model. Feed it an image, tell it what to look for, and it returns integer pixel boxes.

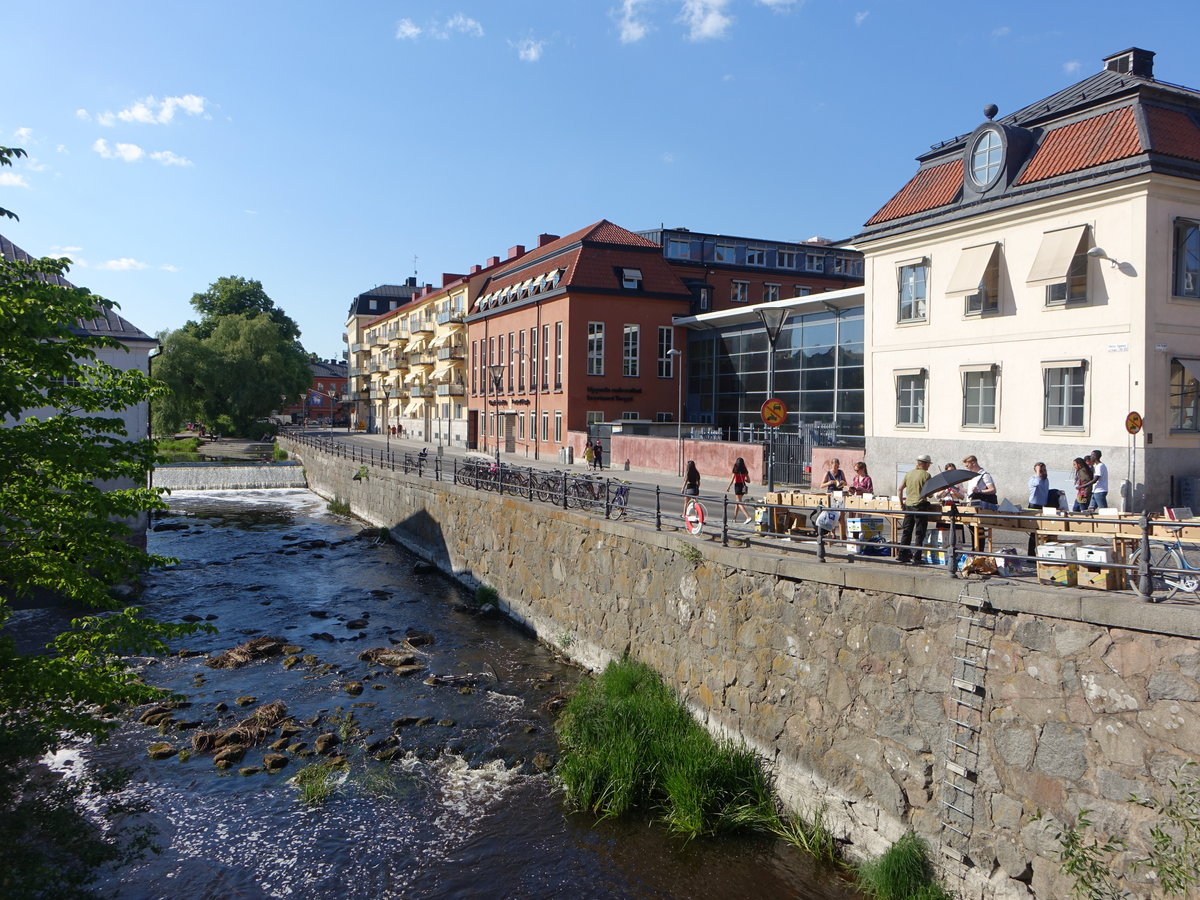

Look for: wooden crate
[1079,566,1123,591]
[1037,562,1078,586]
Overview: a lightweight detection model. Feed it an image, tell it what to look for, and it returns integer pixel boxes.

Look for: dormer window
[969,128,1004,190]
[620,268,643,290]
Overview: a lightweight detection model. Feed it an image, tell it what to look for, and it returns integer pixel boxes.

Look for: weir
[153,462,308,491]
[284,437,1200,900]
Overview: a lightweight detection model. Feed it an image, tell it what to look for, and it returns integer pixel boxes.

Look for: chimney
[1103,47,1154,79]
[470,264,482,274]
[487,256,500,267]
[507,244,526,260]
[405,276,417,287]
[441,272,464,287]
[537,233,560,247]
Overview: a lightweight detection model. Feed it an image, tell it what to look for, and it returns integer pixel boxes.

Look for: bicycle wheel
[607,488,628,520]
[684,499,706,535]
[1128,542,1184,601]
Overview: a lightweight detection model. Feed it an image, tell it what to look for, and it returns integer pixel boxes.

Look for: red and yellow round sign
[1125,411,1143,434]
[761,397,788,427]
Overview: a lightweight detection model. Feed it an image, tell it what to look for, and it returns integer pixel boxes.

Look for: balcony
[351,342,365,354]
[390,355,409,371]
[437,383,465,397]
[408,352,435,367]
[437,310,465,326]
[371,334,388,348]
[410,318,434,335]
[387,387,403,399]
[437,345,465,361]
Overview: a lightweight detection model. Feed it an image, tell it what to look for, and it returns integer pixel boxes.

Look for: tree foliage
[187,275,300,341]
[0,146,27,220]
[153,311,311,436]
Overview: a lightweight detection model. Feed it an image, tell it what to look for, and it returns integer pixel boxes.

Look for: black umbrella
[919,468,975,500]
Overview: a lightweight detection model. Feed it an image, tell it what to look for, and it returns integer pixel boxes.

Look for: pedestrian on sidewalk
[682,460,700,517]
[726,457,752,523]
[898,454,934,564]
[583,442,594,469]
[593,440,604,471]
[1087,450,1109,509]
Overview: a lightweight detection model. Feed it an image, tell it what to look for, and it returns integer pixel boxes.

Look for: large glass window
[962,369,997,427]
[896,371,926,426]
[1170,359,1200,431]
[623,324,639,376]
[1174,220,1200,298]
[657,326,674,377]
[554,411,562,443]
[1043,364,1086,429]
[970,129,1003,187]
[746,247,766,266]
[714,243,736,263]
[542,325,550,390]
[778,250,797,269]
[1046,250,1088,305]
[555,322,564,388]
[898,262,928,322]
[731,281,749,303]
[587,322,604,376]
[763,283,780,303]
[667,238,691,259]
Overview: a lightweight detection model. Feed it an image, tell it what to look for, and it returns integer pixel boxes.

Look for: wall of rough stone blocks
[290,439,1200,900]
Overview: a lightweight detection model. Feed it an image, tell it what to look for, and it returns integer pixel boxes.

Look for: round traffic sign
[761,397,788,427]
[1125,411,1143,434]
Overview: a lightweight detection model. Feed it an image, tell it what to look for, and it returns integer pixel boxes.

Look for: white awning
[403,400,422,416]
[403,371,423,385]
[946,243,999,295]
[1027,225,1088,286]
[428,332,449,350]
[407,336,427,353]
[430,363,455,381]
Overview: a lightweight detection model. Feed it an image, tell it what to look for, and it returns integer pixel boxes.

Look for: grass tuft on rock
[854,831,952,900]
[556,656,775,840]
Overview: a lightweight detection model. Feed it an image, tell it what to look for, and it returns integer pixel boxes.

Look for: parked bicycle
[1129,523,1200,601]
[607,480,631,520]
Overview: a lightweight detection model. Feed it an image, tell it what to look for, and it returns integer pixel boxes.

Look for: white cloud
[14,127,33,143]
[150,150,193,166]
[679,0,732,40]
[395,18,422,39]
[513,37,545,62]
[758,0,798,8]
[76,109,91,121]
[431,14,484,39]
[0,172,30,188]
[92,138,145,162]
[160,263,180,272]
[98,258,150,271]
[97,94,208,127]
[854,10,869,26]
[1063,60,1082,75]
[992,26,1011,38]
[52,245,83,255]
[616,0,651,43]
[661,151,676,164]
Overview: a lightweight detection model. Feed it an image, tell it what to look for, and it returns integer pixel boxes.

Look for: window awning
[959,362,998,373]
[402,400,422,416]
[428,333,449,350]
[403,371,423,385]
[407,337,427,353]
[430,363,455,381]
[946,243,999,295]
[1027,225,1088,286]
[894,367,926,377]
[1040,358,1087,369]
[1176,358,1200,382]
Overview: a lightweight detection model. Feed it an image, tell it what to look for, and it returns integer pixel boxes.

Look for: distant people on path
[1072,456,1094,511]
[682,460,700,516]
[1087,450,1109,508]
[583,442,594,468]
[961,455,997,508]
[726,457,752,523]
[898,454,934,565]
[819,458,847,493]
[593,440,604,471]
[1028,462,1050,507]
[849,461,873,495]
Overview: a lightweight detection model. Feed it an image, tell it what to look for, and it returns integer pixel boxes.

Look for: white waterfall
[154,463,307,491]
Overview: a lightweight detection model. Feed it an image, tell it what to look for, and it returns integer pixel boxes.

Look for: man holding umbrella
[898,454,935,564]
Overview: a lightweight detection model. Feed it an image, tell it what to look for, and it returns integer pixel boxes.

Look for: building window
[554,411,563,443]
[746,247,766,266]
[763,283,780,303]
[697,286,711,311]
[667,238,690,259]
[1043,362,1087,430]
[554,322,563,388]
[898,261,928,322]
[517,331,526,391]
[620,268,643,290]
[1028,224,1089,306]
[1174,220,1200,298]
[947,243,1001,316]
[655,412,673,422]
[621,411,640,420]
[542,325,550,390]
[805,253,825,273]
[731,281,749,303]
[795,285,812,296]
[587,410,604,425]
[969,129,1004,188]
[623,324,640,376]
[1170,359,1200,431]
[658,327,675,377]
[896,370,926,427]
[778,250,797,269]
[498,334,506,392]
[962,367,997,427]
[541,410,549,442]
[587,322,604,376]
[714,243,736,263]
[529,410,536,441]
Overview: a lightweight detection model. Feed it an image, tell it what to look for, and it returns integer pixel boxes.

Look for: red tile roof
[864,160,961,226]
[1015,106,1142,185]
[1145,105,1200,163]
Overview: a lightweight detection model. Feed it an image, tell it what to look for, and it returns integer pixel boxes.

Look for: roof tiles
[864,160,961,226]
[1016,106,1142,185]
[1145,106,1200,163]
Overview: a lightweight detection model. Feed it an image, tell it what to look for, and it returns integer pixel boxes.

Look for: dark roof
[857,49,1200,240]
[310,359,347,379]
[346,280,421,317]
[1,233,155,344]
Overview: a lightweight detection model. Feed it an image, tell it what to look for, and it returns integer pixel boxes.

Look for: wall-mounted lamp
[1087,246,1122,268]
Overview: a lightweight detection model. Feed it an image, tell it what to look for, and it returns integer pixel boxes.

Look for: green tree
[0,146,26,220]
[153,312,311,436]
[187,275,300,341]
[0,179,207,893]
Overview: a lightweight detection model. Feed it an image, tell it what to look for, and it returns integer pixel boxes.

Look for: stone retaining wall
[288,438,1200,900]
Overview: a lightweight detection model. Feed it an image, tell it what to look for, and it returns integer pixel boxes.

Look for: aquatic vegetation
[854,831,952,900]
[327,497,350,516]
[272,444,288,461]
[292,760,346,806]
[474,585,499,607]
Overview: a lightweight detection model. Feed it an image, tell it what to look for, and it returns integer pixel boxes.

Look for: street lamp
[488,363,506,467]
[667,348,683,476]
[756,306,791,493]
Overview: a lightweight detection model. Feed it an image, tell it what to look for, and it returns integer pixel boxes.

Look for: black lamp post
[667,347,683,476]
[756,306,791,492]
[488,363,506,468]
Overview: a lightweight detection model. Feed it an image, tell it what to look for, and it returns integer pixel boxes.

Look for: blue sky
[3,1,1196,360]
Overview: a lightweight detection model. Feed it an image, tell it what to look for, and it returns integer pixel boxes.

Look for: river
[59,488,863,899]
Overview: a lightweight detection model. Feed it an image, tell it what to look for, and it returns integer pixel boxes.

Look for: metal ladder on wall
[939,591,995,893]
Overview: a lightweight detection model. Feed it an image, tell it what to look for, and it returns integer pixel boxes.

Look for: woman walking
[1072,457,1094,511]
[682,460,700,518]
[726,457,752,523]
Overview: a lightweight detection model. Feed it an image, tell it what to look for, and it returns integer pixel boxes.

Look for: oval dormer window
[969,129,1003,190]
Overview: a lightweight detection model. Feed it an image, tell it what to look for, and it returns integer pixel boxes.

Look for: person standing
[849,461,874,495]
[961,455,998,508]
[583,442,594,469]
[593,440,604,471]
[819,458,847,492]
[682,460,700,517]
[1087,450,1109,509]
[1072,456,1094,511]
[1028,462,1050,507]
[726,457,752,523]
[898,454,934,564]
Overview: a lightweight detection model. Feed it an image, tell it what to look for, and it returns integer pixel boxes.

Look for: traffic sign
[761,397,788,427]
[1125,411,1143,434]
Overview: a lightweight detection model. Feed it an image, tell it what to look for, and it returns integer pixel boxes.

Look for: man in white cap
[898,453,934,564]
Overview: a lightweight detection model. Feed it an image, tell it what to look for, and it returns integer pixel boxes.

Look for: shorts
[684,486,699,496]
[734,484,747,497]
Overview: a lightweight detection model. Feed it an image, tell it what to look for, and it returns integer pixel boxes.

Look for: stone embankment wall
[289,439,1200,900]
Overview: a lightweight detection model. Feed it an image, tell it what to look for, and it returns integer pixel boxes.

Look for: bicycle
[1128,524,1200,601]
[607,481,631,519]
[683,496,706,535]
